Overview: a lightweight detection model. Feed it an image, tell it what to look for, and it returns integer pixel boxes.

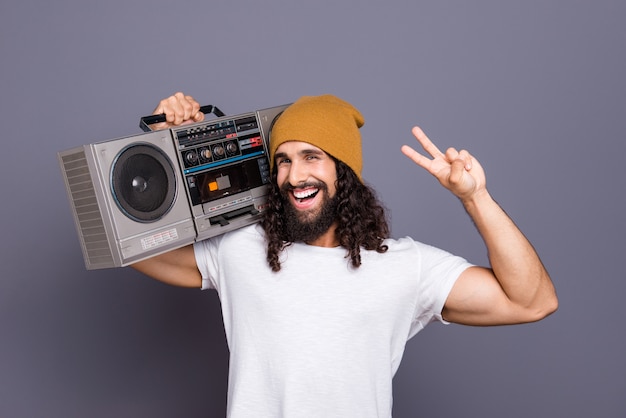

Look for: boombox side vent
[59,149,115,269]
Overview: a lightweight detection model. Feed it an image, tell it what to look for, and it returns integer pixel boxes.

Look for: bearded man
[132,92,557,418]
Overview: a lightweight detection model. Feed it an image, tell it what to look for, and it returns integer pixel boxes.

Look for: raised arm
[401,127,558,326]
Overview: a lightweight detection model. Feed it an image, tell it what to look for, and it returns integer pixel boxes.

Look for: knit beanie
[269,94,365,180]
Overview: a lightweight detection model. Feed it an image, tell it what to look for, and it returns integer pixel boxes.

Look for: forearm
[461,189,557,315]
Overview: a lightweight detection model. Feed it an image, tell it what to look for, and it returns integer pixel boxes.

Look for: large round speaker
[110,143,177,223]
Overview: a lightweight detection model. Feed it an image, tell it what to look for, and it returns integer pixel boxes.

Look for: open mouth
[292,187,319,203]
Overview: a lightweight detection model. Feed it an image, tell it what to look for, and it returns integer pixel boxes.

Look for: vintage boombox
[58,103,289,269]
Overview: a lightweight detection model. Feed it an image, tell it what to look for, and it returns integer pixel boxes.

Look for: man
[133,92,558,417]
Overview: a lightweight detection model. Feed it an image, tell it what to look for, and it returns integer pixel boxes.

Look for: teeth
[293,188,318,199]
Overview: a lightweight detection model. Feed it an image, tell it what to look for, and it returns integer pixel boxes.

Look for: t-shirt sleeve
[193,238,221,290]
[409,240,474,336]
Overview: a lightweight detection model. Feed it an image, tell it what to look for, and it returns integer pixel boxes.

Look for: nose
[286,159,308,187]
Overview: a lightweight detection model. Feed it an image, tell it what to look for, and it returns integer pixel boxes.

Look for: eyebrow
[274,148,326,160]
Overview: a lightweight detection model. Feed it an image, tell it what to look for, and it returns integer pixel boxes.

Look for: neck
[305,223,340,248]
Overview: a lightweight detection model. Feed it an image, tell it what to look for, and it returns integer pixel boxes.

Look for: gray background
[1,0,624,417]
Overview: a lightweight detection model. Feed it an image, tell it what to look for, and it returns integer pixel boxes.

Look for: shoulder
[193,224,268,289]
[382,236,448,256]
[375,236,473,272]
[223,223,266,242]
[195,223,265,253]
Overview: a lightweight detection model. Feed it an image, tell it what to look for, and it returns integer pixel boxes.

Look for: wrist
[460,188,493,211]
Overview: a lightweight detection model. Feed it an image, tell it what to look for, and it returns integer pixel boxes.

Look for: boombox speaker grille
[60,149,115,268]
[111,144,177,223]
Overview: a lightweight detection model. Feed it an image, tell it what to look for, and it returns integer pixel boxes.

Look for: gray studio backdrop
[1,1,624,417]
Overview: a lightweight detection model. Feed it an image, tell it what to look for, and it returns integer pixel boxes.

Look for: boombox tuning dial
[225,141,238,155]
[213,144,225,158]
[184,150,199,166]
[200,147,212,160]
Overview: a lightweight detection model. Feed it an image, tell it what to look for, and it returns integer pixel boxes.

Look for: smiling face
[274,141,339,246]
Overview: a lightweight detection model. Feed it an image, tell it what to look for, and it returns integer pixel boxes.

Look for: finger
[172,92,191,124]
[156,92,189,125]
[178,94,196,121]
[411,126,444,158]
[150,98,177,129]
[448,158,467,186]
[159,95,181,124]
[193,111,205,122]
[445,147,459,162]
[457,149,473,170]
[447,148,473,171]
[184,95,204,122]
[401,144,433,171]
[152,98,171,118]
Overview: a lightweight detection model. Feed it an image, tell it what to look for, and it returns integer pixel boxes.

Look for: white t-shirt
[194,224,472,418]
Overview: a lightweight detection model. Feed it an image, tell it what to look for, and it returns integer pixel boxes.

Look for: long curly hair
[260,158,390,272]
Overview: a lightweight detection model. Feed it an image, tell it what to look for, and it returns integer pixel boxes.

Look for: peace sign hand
[401,126,487,202]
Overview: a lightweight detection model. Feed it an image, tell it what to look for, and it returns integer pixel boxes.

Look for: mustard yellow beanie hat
[269,94,365,180]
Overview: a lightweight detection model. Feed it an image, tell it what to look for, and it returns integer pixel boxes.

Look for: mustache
[280,181,328,193]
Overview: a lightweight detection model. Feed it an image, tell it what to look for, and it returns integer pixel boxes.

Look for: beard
[280,182,339,244]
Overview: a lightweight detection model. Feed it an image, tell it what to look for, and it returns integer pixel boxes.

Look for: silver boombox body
[58,104,289,269]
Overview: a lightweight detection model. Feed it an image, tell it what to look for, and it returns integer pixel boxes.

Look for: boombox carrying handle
[139,105,226,132]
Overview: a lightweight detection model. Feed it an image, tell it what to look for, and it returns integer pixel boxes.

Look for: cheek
[275,167,287,187]
[327,182,337,199]
[315,166,337,194]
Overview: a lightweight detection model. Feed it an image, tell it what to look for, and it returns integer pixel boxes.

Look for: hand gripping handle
[139,104,226,132]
